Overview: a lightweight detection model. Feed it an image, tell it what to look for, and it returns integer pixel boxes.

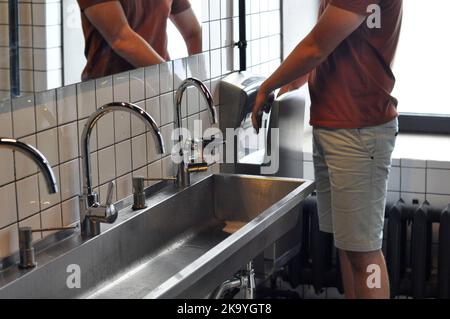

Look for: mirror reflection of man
[77,0,201,81]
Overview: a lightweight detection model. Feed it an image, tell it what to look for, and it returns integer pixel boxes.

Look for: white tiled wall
[0,0,63,99]
[0,0,283,260]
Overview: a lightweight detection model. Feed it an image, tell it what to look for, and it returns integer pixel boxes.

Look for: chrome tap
[175,78,216,187]
[80,102,165,238]
[0,138,58,193]
[0,138,59,269]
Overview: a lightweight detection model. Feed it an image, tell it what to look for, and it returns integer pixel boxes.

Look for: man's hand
[251,84,274,134]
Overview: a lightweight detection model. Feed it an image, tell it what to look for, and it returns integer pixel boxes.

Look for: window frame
[399,113,450,135]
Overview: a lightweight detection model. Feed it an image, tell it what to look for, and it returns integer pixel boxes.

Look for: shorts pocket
[356,127,377,159]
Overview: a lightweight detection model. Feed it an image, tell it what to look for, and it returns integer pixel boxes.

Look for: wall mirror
[0,0,245,101]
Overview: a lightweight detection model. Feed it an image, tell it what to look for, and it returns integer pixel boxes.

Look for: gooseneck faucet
[1,138,60,269]
[175,78,216,187]
[0,138,58,193]
[80,102,165,238]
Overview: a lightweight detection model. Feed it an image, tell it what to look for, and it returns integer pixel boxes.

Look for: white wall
[282,0,319,58]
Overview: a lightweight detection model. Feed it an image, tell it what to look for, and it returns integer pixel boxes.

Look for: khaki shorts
[313,119,398,252]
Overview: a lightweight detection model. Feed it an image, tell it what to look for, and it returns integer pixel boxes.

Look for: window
[393,0,450,117]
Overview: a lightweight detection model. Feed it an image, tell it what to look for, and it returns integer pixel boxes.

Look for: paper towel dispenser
[219,71,272,174]
[219,71,306,178]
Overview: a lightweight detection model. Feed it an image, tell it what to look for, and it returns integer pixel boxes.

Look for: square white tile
[0,151,15,186]
[131,101,147,137]
[401,167,426,194]
[37,128,59,166]
[173,58,187,89]
[96,112,114,149]
[59,159,81,201]
[95,76,113,107]
[130,68,145,103]
[56,85,77,125]
[35,89,57,131]
[132,134,147,170]
[160,124,175,158]
[145,64,160,98]
[15,135,38,179]
[114,111,131,143]
[146,97,161,127]
[160,92,175,126]
[388,167,401,192]
[113,71,130,102]
[116,174,132,200]
[77,80,96,119]
[147,160,163,186]
[16,174,40,221]
[58,121,79,163]
[61,197,80,227]
[0,224,19,259]
[0,100,12,137]
[115,140,132,177]
[427,169,450,195]
[0,183,18,229]
[39,166,61,211]
[12,95,35,138]
[209,0,221,21]
[159,61,174,94]
[209,20,221,50]
[98,146,116,185]
[162,155,176,179]
[41,204,62,237]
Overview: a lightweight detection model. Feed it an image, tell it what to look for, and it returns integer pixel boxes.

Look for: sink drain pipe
[211,262,256,299]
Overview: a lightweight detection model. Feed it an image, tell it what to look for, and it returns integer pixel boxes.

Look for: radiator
[286,195,450,299]
[387,199,450,298]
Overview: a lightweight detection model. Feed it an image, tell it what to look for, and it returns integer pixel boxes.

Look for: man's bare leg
[338,249,356,299]
[343,250,390,299]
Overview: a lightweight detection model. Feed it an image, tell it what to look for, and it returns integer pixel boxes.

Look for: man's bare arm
[277,74,309,98]
[171,7,202,55]
[252,4,366,130]
[84,1,165,67]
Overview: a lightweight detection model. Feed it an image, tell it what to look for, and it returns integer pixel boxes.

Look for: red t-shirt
[77,0,191,81]
[309,0,403,128]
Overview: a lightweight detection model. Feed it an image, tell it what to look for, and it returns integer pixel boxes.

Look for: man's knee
[344,250,383,273]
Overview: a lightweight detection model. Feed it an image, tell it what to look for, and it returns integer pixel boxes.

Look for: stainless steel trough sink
[0,173,314,299]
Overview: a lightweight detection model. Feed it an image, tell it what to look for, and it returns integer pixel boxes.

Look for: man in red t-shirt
[252,0,402,299]
[77,0,200,80]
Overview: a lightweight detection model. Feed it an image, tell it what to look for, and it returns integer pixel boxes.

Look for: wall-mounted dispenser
[219,71,306,178]
[219,72,272,175]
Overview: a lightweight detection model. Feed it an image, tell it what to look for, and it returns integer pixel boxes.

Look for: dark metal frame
[237,0,247,72]
[399,113,450,135]
[8,0,20,97]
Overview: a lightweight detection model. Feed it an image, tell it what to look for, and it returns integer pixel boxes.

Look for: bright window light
[393,0,450,116]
